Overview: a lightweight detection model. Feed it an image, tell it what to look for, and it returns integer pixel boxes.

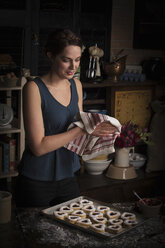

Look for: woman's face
[51,45,81,79]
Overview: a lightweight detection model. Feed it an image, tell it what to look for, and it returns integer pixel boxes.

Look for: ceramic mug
[0,191,12,223]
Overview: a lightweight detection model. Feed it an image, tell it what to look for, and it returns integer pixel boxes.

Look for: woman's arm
[23,81,85,157]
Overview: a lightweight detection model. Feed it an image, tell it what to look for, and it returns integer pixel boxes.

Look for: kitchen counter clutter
[1,202,165,248]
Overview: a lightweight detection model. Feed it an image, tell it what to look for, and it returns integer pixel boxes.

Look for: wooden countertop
[1,202,165,248]
[0,168,165,247]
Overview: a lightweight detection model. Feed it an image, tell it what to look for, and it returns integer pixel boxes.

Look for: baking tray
[41,196,148,239]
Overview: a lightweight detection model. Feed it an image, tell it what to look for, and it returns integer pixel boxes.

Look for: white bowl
[129,153,147,169]
[88,109,101,113]
[84,159,111,175]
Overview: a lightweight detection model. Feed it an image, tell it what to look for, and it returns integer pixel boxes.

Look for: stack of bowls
[129,153,147,169]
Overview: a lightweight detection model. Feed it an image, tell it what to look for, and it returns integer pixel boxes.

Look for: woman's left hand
[91,121,120,137]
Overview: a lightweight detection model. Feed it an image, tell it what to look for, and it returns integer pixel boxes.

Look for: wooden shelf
[0,127,21,134]
[0,77,26,179]
[83,99,105,105]
[0,86,22,91]
[82,80,158,88]
[82,82,109,88]
[0,170,18,179]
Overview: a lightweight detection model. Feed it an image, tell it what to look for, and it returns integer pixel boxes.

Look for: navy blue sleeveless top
[19,77,81,181]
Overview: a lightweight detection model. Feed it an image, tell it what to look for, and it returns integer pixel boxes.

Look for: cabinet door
[110,86,155,128]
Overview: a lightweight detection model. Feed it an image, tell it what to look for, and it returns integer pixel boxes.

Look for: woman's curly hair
[44,28,83,57]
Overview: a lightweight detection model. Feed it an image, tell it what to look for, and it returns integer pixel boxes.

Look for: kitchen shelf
[0,127,21,134]
[82,81,107,112]
[0,86,22,91]
[0,170,18,179]
[0,77,26,179]
[82,82,109,88]
[83,99,105,105]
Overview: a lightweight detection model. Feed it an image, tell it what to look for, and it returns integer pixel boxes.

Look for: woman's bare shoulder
[23,79,37,88]
[23,79,39,93]
[23,80,41,103]
[73,77,82,89]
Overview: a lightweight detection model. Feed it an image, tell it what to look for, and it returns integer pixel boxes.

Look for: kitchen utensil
[103,55,127,81]
[112,49,124,62]
[90,57,96,78]
[87,56,92,78]
[133,191,147,205]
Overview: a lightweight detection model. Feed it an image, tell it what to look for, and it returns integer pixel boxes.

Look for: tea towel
[64,111,121,161]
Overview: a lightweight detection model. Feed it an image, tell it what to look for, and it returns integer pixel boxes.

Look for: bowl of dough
[84,155,111,175]
[129,153,147,169]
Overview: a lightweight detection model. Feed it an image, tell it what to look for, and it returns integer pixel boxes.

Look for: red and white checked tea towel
[64,111,121,161]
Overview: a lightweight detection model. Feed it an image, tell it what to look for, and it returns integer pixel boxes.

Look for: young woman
[16,29,118,207]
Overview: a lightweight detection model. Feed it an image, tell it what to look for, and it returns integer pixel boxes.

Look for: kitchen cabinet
[0,77,26,179]
[107,81,155,128]
[82,82,107,112]
[82,80,158,128]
